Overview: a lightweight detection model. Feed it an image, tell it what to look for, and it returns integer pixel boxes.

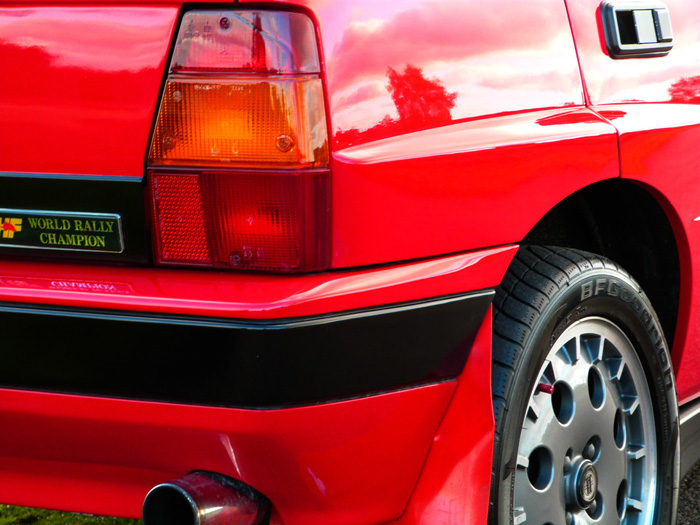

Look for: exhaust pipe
[143,471,271,525]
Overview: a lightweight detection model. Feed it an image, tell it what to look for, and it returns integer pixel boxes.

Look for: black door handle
[602,1,673,58]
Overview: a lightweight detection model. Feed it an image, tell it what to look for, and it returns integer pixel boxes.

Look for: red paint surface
[0,383,454,523]
[594,104,700,404]
[331,108,618,267]
[0,6,177,176]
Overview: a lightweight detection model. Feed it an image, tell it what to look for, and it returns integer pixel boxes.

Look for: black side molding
[0,291,493,408]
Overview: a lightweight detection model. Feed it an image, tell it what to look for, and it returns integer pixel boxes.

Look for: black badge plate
[0,209,124,253]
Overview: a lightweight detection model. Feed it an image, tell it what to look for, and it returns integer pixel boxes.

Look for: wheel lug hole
[552,381,575,425]
[614,408,627,449]
[587,365,606,409]
[617,479,628,520]
[527,446,554,490]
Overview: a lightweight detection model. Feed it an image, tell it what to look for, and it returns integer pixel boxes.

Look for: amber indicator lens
[150,170,330,272]
[150,78,328,168]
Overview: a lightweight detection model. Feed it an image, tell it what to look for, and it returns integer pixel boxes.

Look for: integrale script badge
[0,209,123,253]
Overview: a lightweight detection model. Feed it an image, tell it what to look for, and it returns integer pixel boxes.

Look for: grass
[0,506,141,524]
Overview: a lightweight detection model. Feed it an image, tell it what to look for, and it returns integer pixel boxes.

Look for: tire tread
[489,246,609,524]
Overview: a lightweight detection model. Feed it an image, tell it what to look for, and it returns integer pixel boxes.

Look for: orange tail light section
[148,10,330,272]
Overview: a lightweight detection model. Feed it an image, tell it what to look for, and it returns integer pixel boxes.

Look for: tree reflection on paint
[669,76,700,104]
[387,64,457,125]
[335,65,457,148]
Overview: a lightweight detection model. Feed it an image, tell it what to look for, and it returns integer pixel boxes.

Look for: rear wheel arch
[522,178,681,351]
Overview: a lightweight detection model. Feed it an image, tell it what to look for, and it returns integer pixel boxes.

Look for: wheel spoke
[527,399,540,421]
[513,507,526,525]
[608,358,626,382]
[628,497,644,512]
[582,334,605,364]
[628,445,645,461]
[516,454,529,469]
[622,394,640,415]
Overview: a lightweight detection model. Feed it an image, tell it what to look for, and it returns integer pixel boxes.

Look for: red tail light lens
[151,174,211,264]
[148,9,330,272]
[150,170,330,272]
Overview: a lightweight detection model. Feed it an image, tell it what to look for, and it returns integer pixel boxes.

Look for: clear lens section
[172,10,320,74]
[150,170,330,272]
[149,78,329,169]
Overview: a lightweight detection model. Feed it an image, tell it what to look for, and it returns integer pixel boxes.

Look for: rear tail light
[151,170,329,271]
[148,10,330,272]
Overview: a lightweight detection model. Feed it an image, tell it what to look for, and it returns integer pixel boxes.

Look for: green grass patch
[0,506,141,524]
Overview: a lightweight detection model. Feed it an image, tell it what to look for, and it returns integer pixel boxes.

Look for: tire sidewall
[497,268,678,524]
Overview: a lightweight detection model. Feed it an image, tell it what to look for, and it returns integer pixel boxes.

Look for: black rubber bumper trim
[0,290,493,408]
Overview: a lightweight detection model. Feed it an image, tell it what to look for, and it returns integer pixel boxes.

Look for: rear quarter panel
[217,0,620,268]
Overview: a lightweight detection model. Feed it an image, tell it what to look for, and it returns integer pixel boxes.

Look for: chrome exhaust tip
[143,471,270,525]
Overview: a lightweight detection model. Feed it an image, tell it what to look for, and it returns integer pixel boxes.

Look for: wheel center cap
[576,460,598,507]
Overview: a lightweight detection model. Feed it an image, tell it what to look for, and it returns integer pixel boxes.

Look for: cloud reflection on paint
[325,0,582,148]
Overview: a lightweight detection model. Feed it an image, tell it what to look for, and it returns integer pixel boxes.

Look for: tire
[489,246,679,525]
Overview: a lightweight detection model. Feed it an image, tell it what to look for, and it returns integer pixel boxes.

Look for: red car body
[0,0,698,523]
